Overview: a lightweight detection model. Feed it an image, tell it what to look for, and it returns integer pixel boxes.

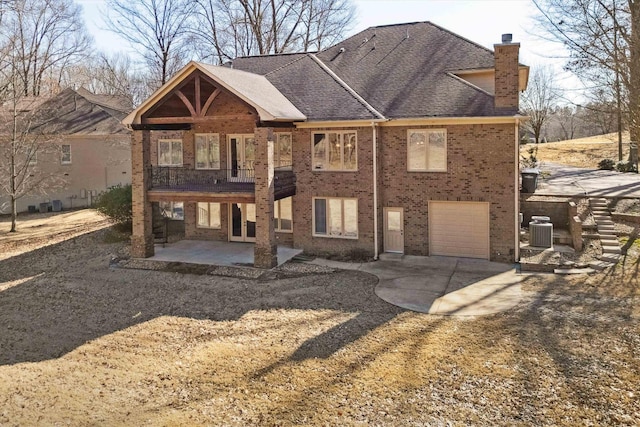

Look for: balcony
[148,166,296,200]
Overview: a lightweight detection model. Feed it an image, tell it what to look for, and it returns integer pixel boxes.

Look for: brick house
[124,22,529,268]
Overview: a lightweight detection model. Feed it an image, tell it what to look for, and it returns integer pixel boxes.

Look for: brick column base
[131,235,155,258]
[255,243,278,269]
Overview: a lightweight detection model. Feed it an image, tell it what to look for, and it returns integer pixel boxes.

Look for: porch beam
[148,191,255,204]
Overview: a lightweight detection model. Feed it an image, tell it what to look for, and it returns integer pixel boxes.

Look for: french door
[230,203,256,242]
[228,134,255,182]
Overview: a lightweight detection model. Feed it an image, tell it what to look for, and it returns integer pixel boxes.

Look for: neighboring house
[0,87,132,213]
[124,22,529,267]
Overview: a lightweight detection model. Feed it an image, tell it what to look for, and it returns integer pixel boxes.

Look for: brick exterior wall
[290,127,376,258]
[131,130,154,257]
[378,124,517,262]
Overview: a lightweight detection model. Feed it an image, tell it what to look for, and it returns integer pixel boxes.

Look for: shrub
[615,161,638,173]
[520,145,539,169]
[95,184,132,226]
[598,159,615,170]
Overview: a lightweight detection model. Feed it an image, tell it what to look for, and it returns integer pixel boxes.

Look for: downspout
[515,117,520,262]
[372,121,379,260]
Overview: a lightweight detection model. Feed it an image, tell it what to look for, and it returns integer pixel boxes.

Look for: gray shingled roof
[231,21,503,120]
[29,88,131,135]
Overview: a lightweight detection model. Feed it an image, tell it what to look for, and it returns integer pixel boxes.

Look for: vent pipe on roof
[501,33,513,43]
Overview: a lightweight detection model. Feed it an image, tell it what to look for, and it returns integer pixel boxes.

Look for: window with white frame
[312,131,357,171]
[197,202,221,228]
[195,134,220,169]
[407,129,447,171]
[159,201,184,220]
[313,197,358,238]
[158,139,183,166]
[274,197,293,232]
[275,133,292,169]
[61,144,71,164]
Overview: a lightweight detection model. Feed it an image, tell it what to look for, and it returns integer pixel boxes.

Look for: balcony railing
[148,166,296,198]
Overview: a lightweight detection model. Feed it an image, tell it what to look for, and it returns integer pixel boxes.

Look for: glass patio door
[229,135,256,182]
[230,203,256,242]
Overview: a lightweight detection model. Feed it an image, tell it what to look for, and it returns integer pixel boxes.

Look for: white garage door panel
[429,201,490,259]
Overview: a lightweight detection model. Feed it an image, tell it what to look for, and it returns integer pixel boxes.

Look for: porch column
[131,129,154,258]
[253,127,277,268]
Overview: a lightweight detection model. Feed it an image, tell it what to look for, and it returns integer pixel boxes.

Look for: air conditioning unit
[530,221,553,248]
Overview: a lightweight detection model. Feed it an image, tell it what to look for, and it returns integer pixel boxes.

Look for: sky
[76,0,582,102]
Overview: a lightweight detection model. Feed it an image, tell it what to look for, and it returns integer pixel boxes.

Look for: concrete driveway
[310,255,522,316]
[535,162,640,198]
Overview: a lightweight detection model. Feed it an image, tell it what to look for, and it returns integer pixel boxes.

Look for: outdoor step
[582,233,601,239]
[595,219,615,224]
[591,207,610,212]
[598,225,616,230]
[600,254,621,263]
[589,260,615,271]
[602,246,622,254]
[593,215,612,221]
[554,268,596,275]
[600,240,620,247]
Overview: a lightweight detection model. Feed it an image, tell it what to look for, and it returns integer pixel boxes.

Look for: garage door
[429,201,490,259]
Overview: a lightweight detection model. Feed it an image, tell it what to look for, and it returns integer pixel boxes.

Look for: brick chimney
[494,33,520,115]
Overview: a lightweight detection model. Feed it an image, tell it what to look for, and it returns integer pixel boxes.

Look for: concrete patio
[149,240,302,267]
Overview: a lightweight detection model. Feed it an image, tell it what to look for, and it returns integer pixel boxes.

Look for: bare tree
[189,0,355,63]
[521,66,560,144]
[0,52,65,232]
[0,0,92,97]
[533,0,638,160]
[105,0,196,89]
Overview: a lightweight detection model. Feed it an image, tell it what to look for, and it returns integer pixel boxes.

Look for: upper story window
[195,134,220,169]
[275,133,292,169]
[312,131,357,171]
[407,129,446,172]
[158,139,183,166]
[61,144,71,164]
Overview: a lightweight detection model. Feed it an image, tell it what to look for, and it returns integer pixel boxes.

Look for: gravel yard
[1,210,639,425]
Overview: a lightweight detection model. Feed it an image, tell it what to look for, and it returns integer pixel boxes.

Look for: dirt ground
[1,210,639,426]
[521,132,633,169]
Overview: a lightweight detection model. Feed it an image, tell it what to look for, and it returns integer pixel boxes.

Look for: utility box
[52,200,62,212]
[521,168,540,193]
[39,202,49,214]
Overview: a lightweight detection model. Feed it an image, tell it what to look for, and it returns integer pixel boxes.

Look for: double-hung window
[312,131,357,171]
[197,202,221,229]
[274,197,293,232]
[407,129,447,171]
[158,139,183,166]
[195,134,220,169]
[275,133,292,169]
[313,197,358,238]
[61,144,72,164]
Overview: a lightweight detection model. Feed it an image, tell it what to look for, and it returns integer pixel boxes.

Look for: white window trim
[274,197,293,233]
[196,202,221,229]
[61,144,72,165]
[195,133,221,170]
[158,139,183,167]
[407,129,447,172]
[311,131,358,172]
[312,197,358,239]
[274,132,293,170]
